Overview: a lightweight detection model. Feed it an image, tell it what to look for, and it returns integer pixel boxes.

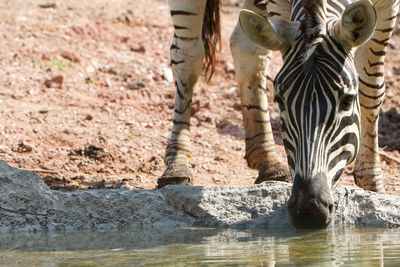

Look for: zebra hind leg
[230,20,291,184]
[158,0,207,189]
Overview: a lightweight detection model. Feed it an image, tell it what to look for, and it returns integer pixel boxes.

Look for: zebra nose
[287,178,334,229]
[288,194,334,229]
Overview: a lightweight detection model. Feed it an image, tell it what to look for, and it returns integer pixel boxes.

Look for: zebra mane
[301,0,327,47]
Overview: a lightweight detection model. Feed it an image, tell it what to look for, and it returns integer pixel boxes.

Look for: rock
[116,10,133,25]
[120,183,133,190]
[224,62,235,75]
[162,67,174,83]
[0,160,193,233]
[59,51,81,64]
[131,45,146,53]
[38,3,56,9]
[161,183,292,228]
[13,142,33,153]
[84,114,94,121]
[44,75,63,89]
[334,187,400,226]
[74,145,109,161]
[1,159,400,233]
[127,82,145,90]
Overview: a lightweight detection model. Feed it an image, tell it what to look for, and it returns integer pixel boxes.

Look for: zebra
[159,0,399,229]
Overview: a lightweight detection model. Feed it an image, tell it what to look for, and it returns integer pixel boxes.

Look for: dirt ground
[1,0,399,195]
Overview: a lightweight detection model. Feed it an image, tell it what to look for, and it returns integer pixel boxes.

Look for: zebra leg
[230,19,290,184]
[353,0,400,193]
[158,0,207,189]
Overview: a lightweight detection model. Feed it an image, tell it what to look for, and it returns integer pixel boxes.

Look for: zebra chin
[287,174,334,229]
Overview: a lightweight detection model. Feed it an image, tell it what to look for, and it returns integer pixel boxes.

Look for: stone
[162,67,174,83]
[44,75,63,89]
[0,160,193,233]
[161,183,291,228]
[1,160,400,233]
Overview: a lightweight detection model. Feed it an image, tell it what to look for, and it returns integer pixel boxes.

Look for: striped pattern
[162,0,293,187]
[163,0,206,170]
[161,0,399,193]
[273,0,399,192]
[353,0,400,192]
[275,27,361,189]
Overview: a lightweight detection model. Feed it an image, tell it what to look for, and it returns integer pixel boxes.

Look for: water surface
[1,226,400,266]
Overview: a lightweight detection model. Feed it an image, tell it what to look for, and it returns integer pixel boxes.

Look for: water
[1,226,400,266]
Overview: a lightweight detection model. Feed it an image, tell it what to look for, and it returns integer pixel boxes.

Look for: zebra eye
[340,94,356,111]
[275,95,285,110]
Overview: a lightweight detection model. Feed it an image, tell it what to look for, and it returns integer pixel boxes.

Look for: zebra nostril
[328,204,334,214]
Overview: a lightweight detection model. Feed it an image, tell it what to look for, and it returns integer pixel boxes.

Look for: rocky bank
[1,160,400,233]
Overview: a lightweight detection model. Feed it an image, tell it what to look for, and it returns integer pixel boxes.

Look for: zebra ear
[239,9,300,51]
[337,0,376,49]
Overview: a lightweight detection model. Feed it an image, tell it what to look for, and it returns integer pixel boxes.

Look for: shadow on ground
[379,107,400,151]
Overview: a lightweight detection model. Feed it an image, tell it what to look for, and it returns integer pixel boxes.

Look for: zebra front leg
[353,0,399,193]
[158,0,207,189]
[353,87,386,193]
[230,22,290,184]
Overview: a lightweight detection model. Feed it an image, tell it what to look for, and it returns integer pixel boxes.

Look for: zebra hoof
[157,164,193,189]
[255,168,291,184]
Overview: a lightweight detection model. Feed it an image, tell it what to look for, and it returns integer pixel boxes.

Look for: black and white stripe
[274,0,370,189]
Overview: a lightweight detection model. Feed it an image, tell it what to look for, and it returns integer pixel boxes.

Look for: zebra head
[240,0,377,229]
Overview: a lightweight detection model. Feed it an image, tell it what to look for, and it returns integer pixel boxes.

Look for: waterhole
[1,226,400,266]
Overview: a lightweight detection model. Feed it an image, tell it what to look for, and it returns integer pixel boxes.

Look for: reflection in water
[1,226,400,266]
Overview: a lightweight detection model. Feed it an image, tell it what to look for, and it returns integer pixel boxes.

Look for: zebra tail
[202,0,221,81]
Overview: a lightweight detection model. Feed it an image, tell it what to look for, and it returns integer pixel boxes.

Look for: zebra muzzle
[287,175,334,229]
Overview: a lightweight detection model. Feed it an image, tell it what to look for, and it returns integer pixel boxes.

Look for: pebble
[131,45,146,53]
[84,114,94,121]
[15,142,33,153]
[136,174,144,183]
[127,82,145,90]
[163,67,174,83]
[120,183,133,190]
[44,75,63,89]
[86,65,95,73]
[38,3,56,8]
[224,62,235,74]
[60,51,81,63]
